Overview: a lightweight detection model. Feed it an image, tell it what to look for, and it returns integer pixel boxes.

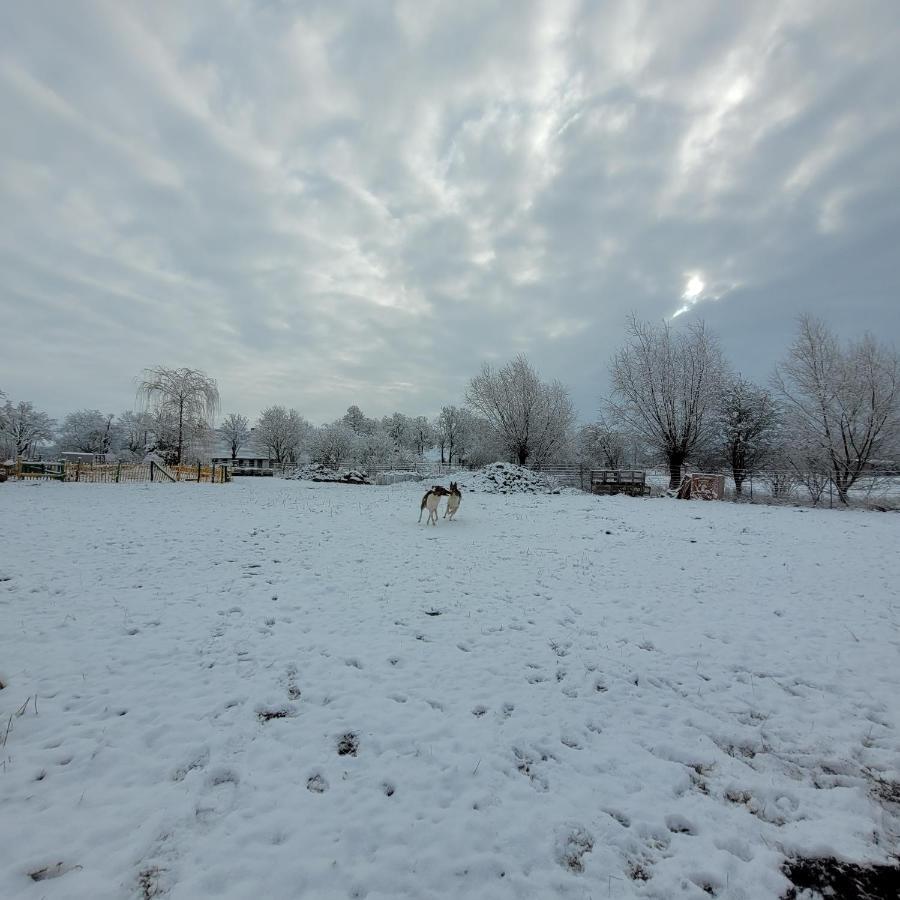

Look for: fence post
[197,461,201,483]
[150,461,155,482]
[829,478,833,509]
[76,461,80,483]
[116,461,121,483]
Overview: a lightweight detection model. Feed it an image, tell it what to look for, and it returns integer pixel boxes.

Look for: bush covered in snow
[455,462,560,494]
[287,463,370,484]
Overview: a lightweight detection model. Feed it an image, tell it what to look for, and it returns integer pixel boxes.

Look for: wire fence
[2,459,229,484]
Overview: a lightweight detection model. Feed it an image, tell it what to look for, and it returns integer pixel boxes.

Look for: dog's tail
[418,491,429,522]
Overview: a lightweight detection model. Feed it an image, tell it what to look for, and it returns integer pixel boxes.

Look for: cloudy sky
[2,0,899,425]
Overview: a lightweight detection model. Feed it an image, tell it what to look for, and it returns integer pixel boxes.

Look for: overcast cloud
[1,0,899,424]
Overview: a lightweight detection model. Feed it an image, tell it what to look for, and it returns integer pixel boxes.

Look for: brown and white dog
[418,485,450,525]
[443,482,462,521]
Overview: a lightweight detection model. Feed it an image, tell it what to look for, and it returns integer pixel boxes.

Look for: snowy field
[1,479,899,899]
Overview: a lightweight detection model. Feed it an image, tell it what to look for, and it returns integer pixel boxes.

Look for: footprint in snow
[196,769,239,821]
[172,747,210,782]
[306,773,328,793]
[555,826,594,874]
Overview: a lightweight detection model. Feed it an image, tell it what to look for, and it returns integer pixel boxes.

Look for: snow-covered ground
[1,479,898,899]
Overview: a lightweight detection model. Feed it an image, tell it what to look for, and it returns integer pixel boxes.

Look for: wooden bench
[590,469,649,496]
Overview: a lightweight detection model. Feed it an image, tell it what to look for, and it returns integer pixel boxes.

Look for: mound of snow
[456,462,559,494]
[287,463,370,484]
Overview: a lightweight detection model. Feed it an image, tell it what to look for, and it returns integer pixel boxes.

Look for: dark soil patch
[337,732,359,756]
[138,866,165,899]
[782,857,900,899]
[29,862,81,882]
[628,862,650,881]
[871,780,900,805]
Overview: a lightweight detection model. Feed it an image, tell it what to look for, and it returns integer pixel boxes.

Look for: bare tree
[716,377,779,495]
[773,315,899,504]
[577,420,627,470]
[435,405,474,466]
[466,354,575,466]
[219,413,251,460]
[411,416,434,458]
[608,316,726,489]
[0,400,56,458]
[136,367,219,465]
[58,409,117,455]
[255,406,310,464]
[116,410,154,460]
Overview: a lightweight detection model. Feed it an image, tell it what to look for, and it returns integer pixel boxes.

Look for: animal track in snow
[172,747,210,782]
[555,826,594,873]
[337,732,359,756]
[665,814,697,835]
[306,773,328,793]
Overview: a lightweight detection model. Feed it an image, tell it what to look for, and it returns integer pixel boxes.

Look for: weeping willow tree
[136,367,219,465]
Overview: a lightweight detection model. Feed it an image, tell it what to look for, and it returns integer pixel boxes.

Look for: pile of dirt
[288,464,370,485]
[457,462,559,494]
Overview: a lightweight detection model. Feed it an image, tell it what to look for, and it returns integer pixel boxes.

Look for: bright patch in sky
[683,274,705,300]
[671,273,706,318]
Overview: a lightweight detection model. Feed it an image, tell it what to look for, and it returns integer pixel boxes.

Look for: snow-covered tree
[341,405,377,436]
[608,316,726,489]
[0,400,56,458]
[311,423,357,468]
[116,410,154,460]
[435,405,476,465]
[382,413,412,452]
[136,367,219,465]
[255,406,310,464]
[58,409,117,455]
[355,430,396,467]
[219,413,251,460]
[466,354,575,466]
[716,377,779,495]
[773,315,899,504]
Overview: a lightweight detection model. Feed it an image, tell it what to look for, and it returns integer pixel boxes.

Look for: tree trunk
[517,447,529,466]
[177,399,184,466]
[834,471,850,506]
[733,471,744,495]
[668,455,685,490]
